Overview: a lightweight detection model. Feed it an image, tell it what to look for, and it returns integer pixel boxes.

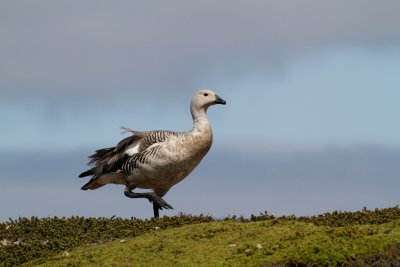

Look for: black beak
[214,95,226,105]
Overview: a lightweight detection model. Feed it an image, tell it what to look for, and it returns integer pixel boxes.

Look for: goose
[79,89,226,218]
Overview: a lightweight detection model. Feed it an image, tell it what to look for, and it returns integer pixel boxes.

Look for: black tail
[81,182,91,190]
[79,169,94,178]
[81,177,105,190]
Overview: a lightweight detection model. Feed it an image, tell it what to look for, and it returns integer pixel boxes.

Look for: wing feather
[79,128,177,179]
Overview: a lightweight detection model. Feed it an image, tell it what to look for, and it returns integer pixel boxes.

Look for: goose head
[190,89,226,112]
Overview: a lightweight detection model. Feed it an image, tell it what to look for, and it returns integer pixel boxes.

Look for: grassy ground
[1,207,400,266]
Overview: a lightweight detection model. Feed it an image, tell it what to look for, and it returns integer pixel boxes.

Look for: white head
[190,89,226,113]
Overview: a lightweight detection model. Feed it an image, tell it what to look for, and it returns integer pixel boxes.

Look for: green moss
[0,215,214,266]
[25,219,400,267]
[1,207,399,266]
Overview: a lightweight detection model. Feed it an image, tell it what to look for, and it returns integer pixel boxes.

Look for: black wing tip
[79,170,92,178]
[81,179,93,190]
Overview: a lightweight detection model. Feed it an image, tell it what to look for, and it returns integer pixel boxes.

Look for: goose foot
[149,193,173,210]
[124,189,173,218]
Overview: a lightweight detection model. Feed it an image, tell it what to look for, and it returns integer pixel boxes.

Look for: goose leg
[153,202,160,218]
[124,188,173,218]
[152,188,172,219]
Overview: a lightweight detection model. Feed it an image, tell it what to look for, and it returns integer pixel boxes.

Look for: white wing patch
[125,142,140,156]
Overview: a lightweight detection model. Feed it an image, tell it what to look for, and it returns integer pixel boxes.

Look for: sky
[1,1,399,220]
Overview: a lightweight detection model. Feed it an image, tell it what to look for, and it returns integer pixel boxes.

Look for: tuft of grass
[0,206,399,266]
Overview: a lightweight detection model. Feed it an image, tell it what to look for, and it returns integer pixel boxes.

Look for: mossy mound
[1,206,399,266]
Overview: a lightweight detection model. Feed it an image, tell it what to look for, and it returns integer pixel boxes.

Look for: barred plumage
[121,145,163,176]
[140,130,180,151]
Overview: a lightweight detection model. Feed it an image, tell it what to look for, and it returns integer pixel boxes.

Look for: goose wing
[79,127,176,179]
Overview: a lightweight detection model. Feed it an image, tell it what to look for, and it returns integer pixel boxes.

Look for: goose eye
[203,93,208,97]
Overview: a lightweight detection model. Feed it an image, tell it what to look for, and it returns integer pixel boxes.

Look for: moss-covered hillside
[1,207,400,266]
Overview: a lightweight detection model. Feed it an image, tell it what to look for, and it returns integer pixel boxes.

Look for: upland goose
[79,89,226,218]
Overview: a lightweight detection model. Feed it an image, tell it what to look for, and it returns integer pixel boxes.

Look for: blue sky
[1,1,399,220]
[2,48,400,150]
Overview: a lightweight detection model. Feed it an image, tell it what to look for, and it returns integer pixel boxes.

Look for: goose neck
[191,107,210,132]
